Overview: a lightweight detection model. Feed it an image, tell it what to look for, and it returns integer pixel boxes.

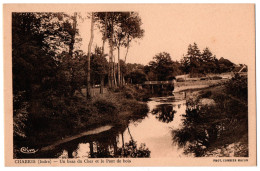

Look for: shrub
[199,90,212,98]
[93,99,117,115]
[225,74,247,101]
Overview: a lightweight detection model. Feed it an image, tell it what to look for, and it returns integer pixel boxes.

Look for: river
[36,93,187,158]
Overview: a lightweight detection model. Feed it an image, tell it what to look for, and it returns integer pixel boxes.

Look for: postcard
[3,4,256,166]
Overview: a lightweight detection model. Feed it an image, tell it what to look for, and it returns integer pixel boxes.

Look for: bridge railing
[143,80,175,85]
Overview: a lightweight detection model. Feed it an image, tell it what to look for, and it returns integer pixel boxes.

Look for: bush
[119,85,150,101]
[225,74,247,101]
[199,90,212,98]
[93,99,117,115]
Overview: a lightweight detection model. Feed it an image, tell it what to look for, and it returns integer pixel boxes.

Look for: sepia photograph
[3,3,256,166]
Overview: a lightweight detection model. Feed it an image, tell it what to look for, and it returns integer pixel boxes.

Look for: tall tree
[181,43,202,76]
[114,12,144,86]
[148,52,175,81]
[123,12,144,63]
[68,12,77,57]
[86,12,95,99]
[108,13,116,88]
[96,12,144,87]
[12,12,84,140]
[90,47,109,94]
[201,47,217,73]
[100,13,108,93]
[96,12,116,88]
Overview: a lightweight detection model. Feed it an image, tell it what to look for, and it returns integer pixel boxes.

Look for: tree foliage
[180,43,235,76]
[147,52,175,81]
[90,47,109,85]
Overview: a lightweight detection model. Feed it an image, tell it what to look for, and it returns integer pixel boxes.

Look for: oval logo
[20,147,38,154]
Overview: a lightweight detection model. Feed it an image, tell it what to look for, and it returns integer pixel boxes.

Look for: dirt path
[40,125,113,152]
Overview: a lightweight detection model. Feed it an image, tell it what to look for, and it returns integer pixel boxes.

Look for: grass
[174,78,227,93]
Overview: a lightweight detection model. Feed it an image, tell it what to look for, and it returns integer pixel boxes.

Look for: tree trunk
[69,12,77,57]
[113,136,118,157]
[69,12,77,97]
[127,126,133,141]
[86,12,94,99]
[113,50,117,87]
[123,76,125,85]
[117,47,121,86]
[102,12,108,54]
[121,132,125,156]
[108,39,114,88]
[121,72,124,85]
[100,12,107,93]
[100,75,104,94]
[124,36,130,62]
[122,37,130,85]
[108,13,114,88]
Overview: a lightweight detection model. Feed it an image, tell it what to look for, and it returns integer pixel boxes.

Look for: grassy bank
[14,86,149,158]
[172,74,248,157]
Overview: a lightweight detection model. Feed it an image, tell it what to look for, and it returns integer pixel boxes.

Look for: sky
[78,4,255,66]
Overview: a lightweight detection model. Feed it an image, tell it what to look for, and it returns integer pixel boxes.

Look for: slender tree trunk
[121,132,125,156]
[123,76,125,85]
[108,40,113,88]
[113,55,117,87]
[69,12,77,57]
[121,72,124,85]
[127,126,133,141]
[117,46,121,86]
[124,37,130,62]
[108,13,114,88]
[122,37,130,86]
[86,12,94,99]
[102,12,107,54]
[113,136,118,157]
[100,75,104,94]
[100,12,107,93]
[69,12,77,97]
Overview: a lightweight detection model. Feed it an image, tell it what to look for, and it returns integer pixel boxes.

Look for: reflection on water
[151,104,177,123]
[171,97,248,157]
[55,125,151,158]
[34,95,187,158]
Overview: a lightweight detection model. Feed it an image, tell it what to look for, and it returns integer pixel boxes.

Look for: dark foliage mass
[180,43,236,77]
[225,74,248,102]
[172,75,248,157]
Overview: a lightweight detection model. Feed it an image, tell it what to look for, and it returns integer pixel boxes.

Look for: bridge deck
[143,80,175,85]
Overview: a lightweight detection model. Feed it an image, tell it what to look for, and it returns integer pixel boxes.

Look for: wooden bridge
[143,80,175,85]
[139,80,175,94]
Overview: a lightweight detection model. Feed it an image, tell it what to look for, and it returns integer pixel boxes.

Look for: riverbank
[172,74,248,157]
[14,86,149,158]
